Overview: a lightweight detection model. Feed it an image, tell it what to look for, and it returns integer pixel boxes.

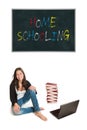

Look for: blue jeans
[12,90,40,115]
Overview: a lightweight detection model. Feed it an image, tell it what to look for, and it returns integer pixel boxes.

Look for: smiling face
[16,70,24,82]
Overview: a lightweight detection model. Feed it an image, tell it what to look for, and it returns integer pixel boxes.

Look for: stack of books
[46,82,58,103]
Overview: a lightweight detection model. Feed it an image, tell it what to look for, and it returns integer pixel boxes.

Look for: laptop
[50,100,79,119]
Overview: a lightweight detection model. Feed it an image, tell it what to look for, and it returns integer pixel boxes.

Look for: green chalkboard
[12,9,75,51]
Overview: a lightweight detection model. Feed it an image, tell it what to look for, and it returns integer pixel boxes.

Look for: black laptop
[50,100,79,119]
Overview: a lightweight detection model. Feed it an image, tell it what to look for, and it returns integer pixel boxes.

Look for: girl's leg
[12,98,34,115]
[12,106,34,115]
[22,90,40,112]
[11,107,47,121]
[14,90,47,120]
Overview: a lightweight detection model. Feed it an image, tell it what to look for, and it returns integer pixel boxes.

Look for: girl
[10,67,47,121]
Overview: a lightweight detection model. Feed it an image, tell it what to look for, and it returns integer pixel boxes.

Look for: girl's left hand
[28,85,36,91]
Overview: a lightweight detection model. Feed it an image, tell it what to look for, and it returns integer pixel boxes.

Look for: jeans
[12,90,40,115]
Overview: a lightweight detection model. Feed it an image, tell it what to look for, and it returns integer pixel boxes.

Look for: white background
[0,0,87,129]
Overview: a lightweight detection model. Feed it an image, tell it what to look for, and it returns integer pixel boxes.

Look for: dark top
[10,80,31,106]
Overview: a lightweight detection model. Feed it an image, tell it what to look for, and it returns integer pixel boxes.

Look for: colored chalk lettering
[17,29,70,42]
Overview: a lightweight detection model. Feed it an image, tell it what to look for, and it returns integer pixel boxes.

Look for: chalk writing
[17,16,70,42]
[29,17,56,28]
[17,29,70,42]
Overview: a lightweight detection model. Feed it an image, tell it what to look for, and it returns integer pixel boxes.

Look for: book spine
[46,83,58,103]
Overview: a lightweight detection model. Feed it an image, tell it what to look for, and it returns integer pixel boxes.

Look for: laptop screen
[58,100,79,118]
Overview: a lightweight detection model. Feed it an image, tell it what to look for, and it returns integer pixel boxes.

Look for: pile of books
[46,82,58,103]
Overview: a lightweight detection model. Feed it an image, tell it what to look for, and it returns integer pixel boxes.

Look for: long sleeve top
[10,80,31,106]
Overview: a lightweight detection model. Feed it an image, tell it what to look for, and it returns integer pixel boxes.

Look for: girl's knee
[29,90,36,94]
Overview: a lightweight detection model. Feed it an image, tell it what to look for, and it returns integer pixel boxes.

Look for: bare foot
[34,111,47,121]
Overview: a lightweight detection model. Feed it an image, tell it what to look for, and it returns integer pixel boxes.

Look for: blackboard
[12,9,75,51]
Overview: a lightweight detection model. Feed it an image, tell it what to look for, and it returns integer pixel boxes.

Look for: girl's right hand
[13,103,20,113]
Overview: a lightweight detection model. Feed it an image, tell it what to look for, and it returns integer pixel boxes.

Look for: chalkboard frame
[12,9,75,52]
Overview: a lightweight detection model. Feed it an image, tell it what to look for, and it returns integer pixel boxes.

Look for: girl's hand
[13,103,20,113]
[29,85,36,91]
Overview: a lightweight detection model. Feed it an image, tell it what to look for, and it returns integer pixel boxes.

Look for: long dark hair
[11,67,27,89]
